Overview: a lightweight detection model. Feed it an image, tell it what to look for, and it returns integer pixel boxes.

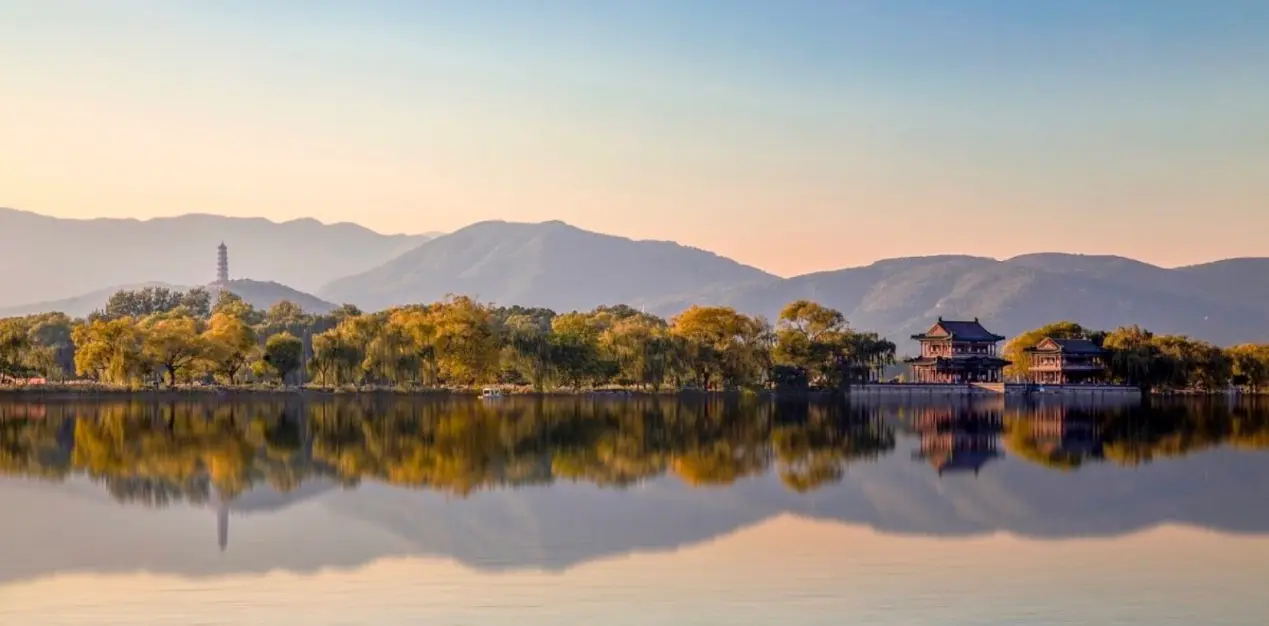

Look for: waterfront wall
[850,383,1142,399]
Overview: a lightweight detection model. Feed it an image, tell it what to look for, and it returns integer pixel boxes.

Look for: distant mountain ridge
[0,207,433,308]
[319,220,778,313]
[4,208,1267,346]
[320,221,1269,347]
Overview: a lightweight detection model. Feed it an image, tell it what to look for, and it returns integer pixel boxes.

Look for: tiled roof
[912,318,1005,341]
[936,319,1003,341]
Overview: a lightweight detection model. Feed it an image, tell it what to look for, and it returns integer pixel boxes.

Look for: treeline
[1002,321,1269,392]
[0,287,896,391]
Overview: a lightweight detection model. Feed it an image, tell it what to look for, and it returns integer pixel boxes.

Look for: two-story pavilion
[904,317,1010,383]
[1024,337,1108,385]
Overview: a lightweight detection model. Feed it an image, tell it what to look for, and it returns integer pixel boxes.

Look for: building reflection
[909,404,1003,476]
[1003,403,1105,470]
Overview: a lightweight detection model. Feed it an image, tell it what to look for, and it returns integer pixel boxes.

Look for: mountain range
[3,208,1267,346]
[319,220,1269,346]
[0,208,433,308]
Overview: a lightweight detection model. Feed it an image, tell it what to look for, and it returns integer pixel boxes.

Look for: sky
[1,0,1266,277]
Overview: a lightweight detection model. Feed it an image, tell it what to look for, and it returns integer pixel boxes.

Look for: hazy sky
[1,1,1266,276]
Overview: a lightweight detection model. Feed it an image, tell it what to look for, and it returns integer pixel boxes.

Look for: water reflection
[4,397,1269,504]
[3,397,1269,568]
[4,397,1269,624]
[1,396,905,503]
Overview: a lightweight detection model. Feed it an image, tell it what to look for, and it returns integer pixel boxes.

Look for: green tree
[310,327,365,386]
[1102,325,1158,389]
[262,332,304,384]
[504,313,553,390]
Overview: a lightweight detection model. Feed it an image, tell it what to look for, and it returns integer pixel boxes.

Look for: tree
[504,313,553,390]
[0,319,31,380]
[310,327,365,386]
[1102,325,1158,389]
[774,301,844,385]
[100,286,210,320]
[262,333,303,384]
[212,291,263,325]
[391,308,440,386]
[72,317,150,385]
[266,301,306,327]
[25,313,76,380]
[772,301,891,388]
[330,304,364,321]
[142,316,207,386]
[1228,344,1269,392]
[203,312,258,384]
[363,319,419,386]
[429,296,500,385]
[181,288,212,319]
[670,306,768,390]
[603,313,673,390]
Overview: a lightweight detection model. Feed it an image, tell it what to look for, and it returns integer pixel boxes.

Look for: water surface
[2,396,1266,625]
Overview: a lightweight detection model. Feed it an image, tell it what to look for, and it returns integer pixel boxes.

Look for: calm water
[2,395,1268,625]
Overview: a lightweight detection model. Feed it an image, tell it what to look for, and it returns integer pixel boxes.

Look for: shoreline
[0,382,1261,401]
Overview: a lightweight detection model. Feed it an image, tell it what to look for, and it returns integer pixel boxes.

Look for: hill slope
[0,208,432,308]
[209,279,336,314]
[320,220,778,312]
[0,279,335,318]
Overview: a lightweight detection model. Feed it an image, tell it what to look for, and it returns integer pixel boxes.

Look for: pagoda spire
[216,242,229,284]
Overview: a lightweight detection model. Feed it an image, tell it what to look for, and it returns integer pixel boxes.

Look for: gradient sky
[1,0,1266,276]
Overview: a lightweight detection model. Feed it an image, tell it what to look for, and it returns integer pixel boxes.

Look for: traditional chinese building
[1024,337,1107,385]
[904,318,1010,383]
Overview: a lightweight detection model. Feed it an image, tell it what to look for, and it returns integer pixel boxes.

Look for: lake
[2,395,1268,625]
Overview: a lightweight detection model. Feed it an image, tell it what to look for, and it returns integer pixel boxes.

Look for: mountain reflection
[4,397,1269,508]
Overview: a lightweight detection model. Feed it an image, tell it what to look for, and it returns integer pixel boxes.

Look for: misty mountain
[6,210,1267,347]
[0,208,432,308]
[0,279,335,318]
[319,220,777,312]
[322,217,1269,346]
[657,254,1269,347]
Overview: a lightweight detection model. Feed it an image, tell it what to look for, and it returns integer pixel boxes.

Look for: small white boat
[480,387,504,399]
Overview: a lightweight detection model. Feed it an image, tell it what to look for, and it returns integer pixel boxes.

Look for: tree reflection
[3,397,1269,506]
